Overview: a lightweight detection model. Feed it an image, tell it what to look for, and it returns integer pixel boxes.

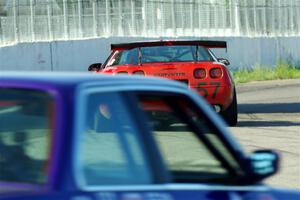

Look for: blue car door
[73,89,278,200]
[133,92,279,200]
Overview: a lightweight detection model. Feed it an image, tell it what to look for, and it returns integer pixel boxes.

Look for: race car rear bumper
[190,84,234,111]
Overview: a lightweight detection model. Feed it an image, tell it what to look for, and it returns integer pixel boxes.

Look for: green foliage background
[232,61,300,84]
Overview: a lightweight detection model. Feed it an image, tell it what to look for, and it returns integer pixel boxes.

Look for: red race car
[90,40,237,126]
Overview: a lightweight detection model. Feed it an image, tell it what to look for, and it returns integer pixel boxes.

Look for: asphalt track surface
[229,79,300,189]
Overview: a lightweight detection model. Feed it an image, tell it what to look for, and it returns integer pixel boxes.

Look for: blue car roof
[0,72,187,90]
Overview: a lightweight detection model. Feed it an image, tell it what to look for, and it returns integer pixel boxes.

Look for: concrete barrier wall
[1,37,300,71]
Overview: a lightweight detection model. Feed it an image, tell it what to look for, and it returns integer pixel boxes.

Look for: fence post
[171,0,176,36]
[47,0,53,40]
[278,0,282,36]
[151,2,158,36]
[118,0,123,36]
[142,0,147,36]
[217,1,221,36]
[63,0,68,39]
[253,0,257,36]
[190,0,194,36]
[205,1,210,36]
[30,0,35,41]
[273,0,277,36]
[13,0,19,43]
[262,0,267,36]
[289,0,293,35]
[160,1,165,36]
[221,0,227,36]
[269,0,274,36]
[92,0,98,37]
[179,0,184,35]
[296,0,300,35]
[78,0,83,37]
[285,0,289,36]
[105,0,110,36]
[282,0,287,36]
[214,1,218,35]
[231,0,240,36]
[130,0,136,35]
[244,0,250,36]
[198,0,202,36]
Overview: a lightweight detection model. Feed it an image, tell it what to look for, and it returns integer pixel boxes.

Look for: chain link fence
[1,0,300,46]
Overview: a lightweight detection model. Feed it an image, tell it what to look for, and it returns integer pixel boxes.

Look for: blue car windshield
[108,45,214,66]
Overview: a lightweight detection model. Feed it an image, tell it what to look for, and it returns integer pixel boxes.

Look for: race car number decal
[197,82,221,99]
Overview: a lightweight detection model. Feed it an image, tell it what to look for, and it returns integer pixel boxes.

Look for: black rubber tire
[220,88,238,126]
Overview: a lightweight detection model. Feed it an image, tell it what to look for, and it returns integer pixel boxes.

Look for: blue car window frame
[134,92,248,184]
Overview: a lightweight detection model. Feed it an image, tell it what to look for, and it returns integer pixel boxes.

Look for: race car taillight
[210,68,222,78]
[117,71,128,74]
[132,70,145,75]
[193,68,206,79]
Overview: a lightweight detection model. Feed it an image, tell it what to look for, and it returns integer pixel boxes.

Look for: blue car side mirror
[248,150,280,181]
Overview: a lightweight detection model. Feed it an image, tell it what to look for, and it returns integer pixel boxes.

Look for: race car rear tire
[220,88,238,126]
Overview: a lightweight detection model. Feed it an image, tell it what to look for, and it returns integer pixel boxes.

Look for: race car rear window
[0,88,54,184]
[107,45,214,66]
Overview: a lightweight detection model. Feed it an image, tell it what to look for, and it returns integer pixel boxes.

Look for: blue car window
[137,94,243,184]
[79,92,152,186]
[0,88,53,184]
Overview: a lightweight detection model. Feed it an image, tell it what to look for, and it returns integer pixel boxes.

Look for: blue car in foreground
[0,73,299,200]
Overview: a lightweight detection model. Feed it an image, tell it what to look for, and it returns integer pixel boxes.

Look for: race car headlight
[210,68,222,78]
[132,70,145,76]
[193,68,206,79]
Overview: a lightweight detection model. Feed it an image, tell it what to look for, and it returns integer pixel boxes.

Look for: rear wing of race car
[111,40,227,51]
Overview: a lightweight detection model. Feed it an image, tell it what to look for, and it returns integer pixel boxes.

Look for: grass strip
[232,62,300,84]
